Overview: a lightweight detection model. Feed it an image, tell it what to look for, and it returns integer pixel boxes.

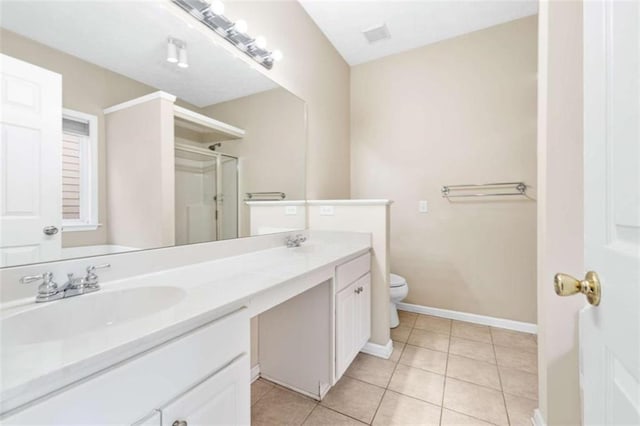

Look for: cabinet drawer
[335,252,371,292]
[4,308,249,425]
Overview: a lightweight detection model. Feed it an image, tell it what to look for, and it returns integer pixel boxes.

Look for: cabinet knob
[172,421,188,426]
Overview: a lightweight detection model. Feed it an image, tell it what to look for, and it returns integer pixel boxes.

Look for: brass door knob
[554,271,602,306]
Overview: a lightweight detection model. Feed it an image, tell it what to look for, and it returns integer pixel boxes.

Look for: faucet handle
[86,263,111,274]
[20,272,52,284]
[21,272,59,298]
[85,263,110,288]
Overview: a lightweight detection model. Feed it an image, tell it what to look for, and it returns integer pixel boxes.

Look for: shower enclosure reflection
[174,145,238,244]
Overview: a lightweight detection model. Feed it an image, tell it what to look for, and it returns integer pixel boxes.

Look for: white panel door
[161,355,250,426]
[580,0,640,424]
[0,54,62,267]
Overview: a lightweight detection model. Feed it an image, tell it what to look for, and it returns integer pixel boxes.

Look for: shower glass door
[218,155,238,240]
[174,145,238,244]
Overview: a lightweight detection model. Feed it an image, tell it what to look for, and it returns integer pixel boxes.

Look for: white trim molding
[251,364,260,383]
[397,303,537,334]
[307,199,393,206]
[103,91,177,114]
[360,339,393,359]
[245,200,307,206]
[531,409,546,426]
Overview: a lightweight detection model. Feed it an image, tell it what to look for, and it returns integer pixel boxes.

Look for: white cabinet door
[335,273,371,379]
[335,280,358,379]
[132,410,161,426]
[357,273,371,349]
[161,355,250,426]
[0,54,62,267]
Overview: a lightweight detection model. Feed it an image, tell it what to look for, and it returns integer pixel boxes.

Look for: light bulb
[234,19,247,34]
[255,36,267,49]
[210,0,224,15]
[167,40,178,63]
[178,46,189,68]
[272,49,283,62]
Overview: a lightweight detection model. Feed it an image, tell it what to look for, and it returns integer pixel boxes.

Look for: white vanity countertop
[0,235,370,414]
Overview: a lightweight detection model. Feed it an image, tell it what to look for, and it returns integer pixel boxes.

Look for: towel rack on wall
[245,192,286,201]
[441,182,528,199]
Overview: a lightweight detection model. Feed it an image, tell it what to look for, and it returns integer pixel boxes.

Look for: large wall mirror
[0,1,306,268]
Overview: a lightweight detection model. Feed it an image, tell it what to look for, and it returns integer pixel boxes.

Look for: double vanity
[0,232,373,425]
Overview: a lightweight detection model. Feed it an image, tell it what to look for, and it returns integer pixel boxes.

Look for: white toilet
[389,273,409,328]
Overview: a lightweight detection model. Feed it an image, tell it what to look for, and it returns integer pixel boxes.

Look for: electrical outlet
[285,206,297,215]
[319,205,334,216]
[419,200,428,213]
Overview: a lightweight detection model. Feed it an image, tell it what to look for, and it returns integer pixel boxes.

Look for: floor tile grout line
[443,406,502,426]
[438,316,453,425]
[299,402,320,426]
[490,330,512,426]
[339,373,389,392]
[368,339,407,425]
[251,380,275,407]
[502,390,538,403]
[319,404,370,425]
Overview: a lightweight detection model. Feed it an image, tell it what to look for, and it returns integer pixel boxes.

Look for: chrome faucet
[20,272,65,303]
[285,234,307,248]
[20,263,110,303]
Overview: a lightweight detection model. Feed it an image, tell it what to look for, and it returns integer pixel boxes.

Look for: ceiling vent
[362,23,391,44]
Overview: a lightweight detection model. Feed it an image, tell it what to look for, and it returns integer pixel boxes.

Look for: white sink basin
[2,286,186,346]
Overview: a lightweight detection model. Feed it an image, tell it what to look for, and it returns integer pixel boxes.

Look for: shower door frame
[174,143,240,241]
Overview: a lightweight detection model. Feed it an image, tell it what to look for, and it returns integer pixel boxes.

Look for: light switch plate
[319,206,335,216]
[285,206,297,215]
[419,200,428,213]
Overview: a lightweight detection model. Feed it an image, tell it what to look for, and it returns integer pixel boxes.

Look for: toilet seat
[390,273,407,288]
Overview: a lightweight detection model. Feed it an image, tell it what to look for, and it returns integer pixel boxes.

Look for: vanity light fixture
[254,36,267,49]
[171,0,282,69]
[233,19,248,34]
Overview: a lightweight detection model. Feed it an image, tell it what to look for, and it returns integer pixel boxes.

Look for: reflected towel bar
[245,192,286,201]
[441,182,527,199]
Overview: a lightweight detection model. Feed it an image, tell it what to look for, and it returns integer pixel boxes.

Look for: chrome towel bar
[441,182,527,199]
[245,192,286,201]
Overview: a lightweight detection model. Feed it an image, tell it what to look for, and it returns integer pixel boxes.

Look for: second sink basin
[2,286,186,346]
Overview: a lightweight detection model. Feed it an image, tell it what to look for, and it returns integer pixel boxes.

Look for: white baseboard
[531,409,546,426]
[397,302,537,334]
[251,364,260,383]
[361,339,393,359]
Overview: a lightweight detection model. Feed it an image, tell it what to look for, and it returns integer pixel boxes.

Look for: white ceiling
[0,1,277,107]
[298,0,538,65]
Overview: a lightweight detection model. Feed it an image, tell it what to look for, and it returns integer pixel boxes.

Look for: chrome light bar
[172,0,278,69]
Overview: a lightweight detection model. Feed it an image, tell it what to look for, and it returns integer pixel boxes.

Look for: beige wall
[350,17,538,323]
[222,0,351,199]
[105,97,176,249]
[536,1,584,424]
[203,89,306,237]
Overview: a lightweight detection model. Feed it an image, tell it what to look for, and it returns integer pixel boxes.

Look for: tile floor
[251,311,538,426]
